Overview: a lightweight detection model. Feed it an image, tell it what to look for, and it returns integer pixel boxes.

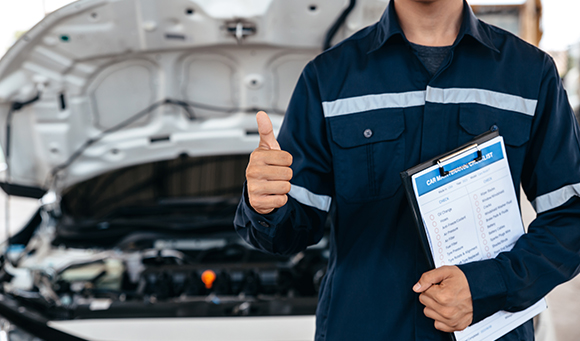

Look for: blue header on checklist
[414,142,504,197]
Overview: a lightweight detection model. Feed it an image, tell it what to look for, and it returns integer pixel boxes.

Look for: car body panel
[48,316,316,341]
[0,0,388,194]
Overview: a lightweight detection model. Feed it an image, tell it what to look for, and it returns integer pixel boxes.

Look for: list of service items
[418,164,524,269]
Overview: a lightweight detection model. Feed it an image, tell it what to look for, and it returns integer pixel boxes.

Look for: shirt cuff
[458,259,508,324]
[241,181,290,238]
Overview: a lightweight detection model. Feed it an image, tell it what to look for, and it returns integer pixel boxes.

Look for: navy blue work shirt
[234,1,580,340]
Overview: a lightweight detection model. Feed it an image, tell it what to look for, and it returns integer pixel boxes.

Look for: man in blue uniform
[234,0,580,339]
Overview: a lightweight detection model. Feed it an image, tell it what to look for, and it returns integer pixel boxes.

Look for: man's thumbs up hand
[246,112,293,215]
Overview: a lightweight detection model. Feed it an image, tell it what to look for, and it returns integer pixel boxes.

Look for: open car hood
[0,0,387,197]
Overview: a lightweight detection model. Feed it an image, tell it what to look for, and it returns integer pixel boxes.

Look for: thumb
[413,267,451,293]
[256,111,281,150]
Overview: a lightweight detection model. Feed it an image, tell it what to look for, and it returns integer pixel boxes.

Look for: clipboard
[400,130,546,341]
[401,130,499,269]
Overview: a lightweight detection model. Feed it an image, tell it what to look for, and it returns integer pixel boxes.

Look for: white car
[564,43,580,120]
[0,0,387,340]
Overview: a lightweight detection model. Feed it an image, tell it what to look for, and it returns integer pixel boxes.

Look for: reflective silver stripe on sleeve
[426,87,538,116]
[532,183,580,214]
[322,91,426,118]
[289,184,332,212]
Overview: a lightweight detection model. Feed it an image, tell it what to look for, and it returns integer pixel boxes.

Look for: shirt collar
[368,0,500,54]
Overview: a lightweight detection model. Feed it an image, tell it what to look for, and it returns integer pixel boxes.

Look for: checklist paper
[409,136,546,341]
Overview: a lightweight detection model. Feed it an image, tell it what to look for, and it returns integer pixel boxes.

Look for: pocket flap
[459,106,532,147]
[329,110,405,149]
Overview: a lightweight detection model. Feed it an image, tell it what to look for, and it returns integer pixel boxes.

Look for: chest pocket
[458,105,533,176]
[328,109,405,203]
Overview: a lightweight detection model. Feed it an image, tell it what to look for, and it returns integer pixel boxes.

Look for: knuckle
[441,307,455,319]
[249,151,257,162]
[440,297,451,306]
[246,166,259,179]
[247,182,260,195]
[249,154,260,166]
[438,292,452,305]
[283,182,292,193]
[250,149,262,160]
[252,149,268,161]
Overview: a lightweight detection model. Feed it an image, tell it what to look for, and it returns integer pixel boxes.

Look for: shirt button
[363,129,373,138]
[490,124,499,132]
[258,221,270,228]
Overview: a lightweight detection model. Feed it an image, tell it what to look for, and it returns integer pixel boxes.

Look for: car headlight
[0,317,43,341]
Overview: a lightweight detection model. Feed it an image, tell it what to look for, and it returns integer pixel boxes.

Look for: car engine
[1,222,328,321]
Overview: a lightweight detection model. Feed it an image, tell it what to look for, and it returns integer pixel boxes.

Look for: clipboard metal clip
[437,143,483,177]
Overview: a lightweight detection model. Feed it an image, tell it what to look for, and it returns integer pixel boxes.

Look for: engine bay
[0,155,329,323]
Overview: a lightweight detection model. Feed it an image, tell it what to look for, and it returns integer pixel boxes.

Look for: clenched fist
[246,111,293,215]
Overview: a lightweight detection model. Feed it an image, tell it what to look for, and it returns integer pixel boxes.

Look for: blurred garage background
[0,0,578,340]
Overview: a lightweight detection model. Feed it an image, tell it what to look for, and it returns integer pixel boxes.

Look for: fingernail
[413,283,421,291]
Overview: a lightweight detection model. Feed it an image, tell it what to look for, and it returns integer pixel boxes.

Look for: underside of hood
[0,0,388,197]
